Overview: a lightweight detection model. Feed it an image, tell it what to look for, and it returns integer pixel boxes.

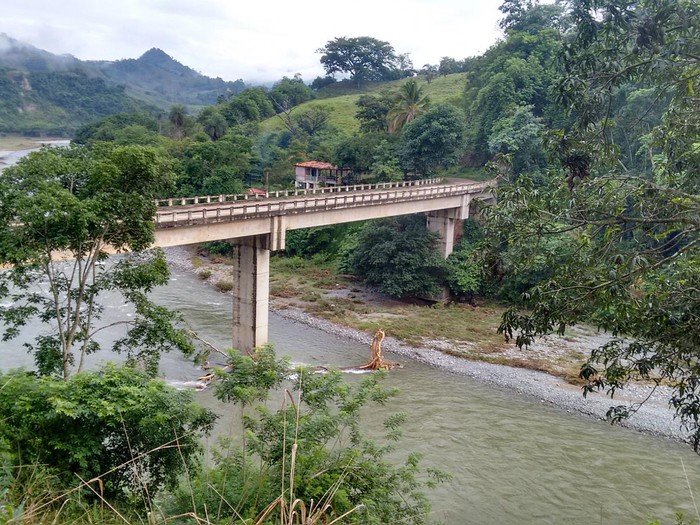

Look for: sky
[3,0,505,84]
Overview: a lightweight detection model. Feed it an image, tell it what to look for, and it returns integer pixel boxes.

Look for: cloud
[3,0,503,83]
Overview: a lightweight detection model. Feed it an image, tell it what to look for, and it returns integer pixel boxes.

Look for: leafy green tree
[176,132,255,196]
[167,104,196,140]
[350,215,448,298]
[399,104,466,176]
[0,144,192,378]
[485,0,700,450]
[198,106,229,141]
[317,36,407,86]
[168,347,444,524]
[73,113,160,145]
[355,90,396,133]
[487,104,546,179]
[0,365,215,501]
[310,75,337,91]
[220,87,276,125]
[387,79,430,134]
[419,64,439,83]
[269,74,314,111]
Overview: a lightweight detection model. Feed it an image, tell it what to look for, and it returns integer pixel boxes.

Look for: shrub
[0,366,216,502]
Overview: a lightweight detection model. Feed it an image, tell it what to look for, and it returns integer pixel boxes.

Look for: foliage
[487,104,546,179]
[168,348,444,524]
[198,106,229,141]
[317,36,411,86]
[0,68,153,135]
[387,79,430,134]
[175,131,255,196]
[0,144,193,378]
[399,104,466,176]
[355,90,396,133]
[484,0,700,450]
[446,219,486,302]
[73,113,160,145]
[350,215,448,298]
[269,74,314,111]
[0,365,215,502]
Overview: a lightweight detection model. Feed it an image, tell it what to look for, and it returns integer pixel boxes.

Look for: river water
[2,146,700,523]
[2,267,698,524]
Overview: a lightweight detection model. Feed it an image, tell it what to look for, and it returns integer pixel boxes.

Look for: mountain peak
[139,47,172,62]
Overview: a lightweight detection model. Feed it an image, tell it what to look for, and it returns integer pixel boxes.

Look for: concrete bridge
[153,178,496,351]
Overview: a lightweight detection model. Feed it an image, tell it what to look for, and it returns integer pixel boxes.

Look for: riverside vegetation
[1,0,699,522]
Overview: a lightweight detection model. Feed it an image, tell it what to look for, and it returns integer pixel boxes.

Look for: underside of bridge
[230,204,471,352]
[153,180,496,353]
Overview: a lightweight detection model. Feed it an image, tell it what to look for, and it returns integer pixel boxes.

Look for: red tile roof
[295,161,337,169]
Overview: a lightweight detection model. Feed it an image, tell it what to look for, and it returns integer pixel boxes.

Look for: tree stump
[358,329,400,370]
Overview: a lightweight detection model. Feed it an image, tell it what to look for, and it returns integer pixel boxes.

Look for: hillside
[0,67,153,135]
[0,34,247,135]
[94,48,246,108]
[260,73,468,135]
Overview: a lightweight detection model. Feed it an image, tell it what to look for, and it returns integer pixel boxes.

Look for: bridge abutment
[232,235,270,352]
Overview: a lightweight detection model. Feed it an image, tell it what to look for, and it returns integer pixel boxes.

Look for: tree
[269,74,314,111]
[198,106,228,141]
[355,90,396,133]
[167,347,444,523]
[167,104,192,140]
[484,0,700,450]
[350,215,448,298]
[399,104,466,176]
[0,144,193,378]
[387,79,431,133]
[0,365,215,501]
[487,104,546,179]
[419,63,438,83]
[317,36,406,86]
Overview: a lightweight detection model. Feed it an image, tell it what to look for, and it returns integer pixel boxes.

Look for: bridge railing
[155,178,444,207]
[155,180,496,228]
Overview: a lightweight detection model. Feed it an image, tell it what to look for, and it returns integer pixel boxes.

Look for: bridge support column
[232,235,270,352]
[427,210,457,258]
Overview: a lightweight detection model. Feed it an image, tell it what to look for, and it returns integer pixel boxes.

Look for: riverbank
[163,246,688,445]
[0,136,70,168]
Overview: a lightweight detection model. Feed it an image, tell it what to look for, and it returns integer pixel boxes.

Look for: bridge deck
[155,180,496,228]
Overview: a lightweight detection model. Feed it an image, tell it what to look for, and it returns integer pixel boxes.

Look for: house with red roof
[294,161,352,189]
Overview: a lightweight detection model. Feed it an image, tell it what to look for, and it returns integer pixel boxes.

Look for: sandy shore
[163,246,689,445]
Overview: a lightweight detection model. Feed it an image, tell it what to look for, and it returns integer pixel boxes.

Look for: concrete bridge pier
[232,234,271,352]
[427,209,458,258]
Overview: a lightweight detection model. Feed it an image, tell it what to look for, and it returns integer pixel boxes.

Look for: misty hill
[0,34,247,135]
[95,48,246,108]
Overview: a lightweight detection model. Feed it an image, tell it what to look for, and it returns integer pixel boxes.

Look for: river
[2,267,698,524]
[1,145,699,523]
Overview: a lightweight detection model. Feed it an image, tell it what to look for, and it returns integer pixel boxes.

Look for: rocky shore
[163,246,689,445]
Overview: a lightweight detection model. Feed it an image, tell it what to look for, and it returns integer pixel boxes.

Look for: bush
[166,347,446,524]
[0,366,216,502]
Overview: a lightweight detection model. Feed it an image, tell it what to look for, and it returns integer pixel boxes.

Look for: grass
[260,73,469,136]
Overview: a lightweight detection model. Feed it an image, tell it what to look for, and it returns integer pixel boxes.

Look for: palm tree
[168,104,188,140]
[387,79,430,133]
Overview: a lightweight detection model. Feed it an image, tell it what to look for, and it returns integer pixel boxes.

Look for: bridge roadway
[153,178,496,352]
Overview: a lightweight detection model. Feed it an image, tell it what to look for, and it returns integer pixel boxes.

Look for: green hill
[260,73,467,135]
[0,34,248,135]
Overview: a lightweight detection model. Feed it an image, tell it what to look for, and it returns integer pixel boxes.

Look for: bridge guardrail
[155,178,444,208]
[155,180,496,228]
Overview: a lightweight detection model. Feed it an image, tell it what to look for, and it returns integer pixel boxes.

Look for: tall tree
[0,144,193,378]
[317,36,406,86]
[484,0,700,450]
[399,104,466,176]
[387,78,430,133]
